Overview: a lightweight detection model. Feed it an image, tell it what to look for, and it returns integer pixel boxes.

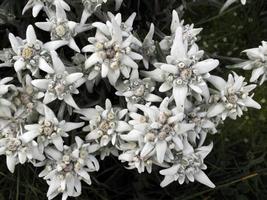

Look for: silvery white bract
[82,13,142,86]
[144,25,219,112]
[35,7,89,52]
[120,98,195,165]
[207,72,261,120]
[23,0,70,17]
[39,137,99,200]
[75,99,131,159]
[8,25,66,80]
[31,51,84,109]
[159,142,215,188]
[19,105,84,152]
[231,41,267,85]
[220,0,247,13]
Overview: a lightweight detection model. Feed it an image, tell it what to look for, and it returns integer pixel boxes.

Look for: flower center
[227,94,238,104]
[55,25,66,37]
[180,68,193,80]
[22,47,34,59]
[40,120,55,136]
[7,138,21,152]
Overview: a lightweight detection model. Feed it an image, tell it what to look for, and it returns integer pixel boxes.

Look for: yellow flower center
[22,47,34,59]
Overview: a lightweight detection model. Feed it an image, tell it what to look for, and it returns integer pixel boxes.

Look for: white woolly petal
[194,170,215,188]
[173,85,188,112]
[66,73,83,84]
[35,21,52,31]
[6,155,16,173]
[192,59,219,74]
[31,79,50,90]
[250,67,265,82]
[64,94,79,109]
[19,131,39,143]
[156,140,167,163]
[116,121,131,132]
[26,25,37,44]
[14,60,25,72]
[39,57,54,73]
[207,103,225,118]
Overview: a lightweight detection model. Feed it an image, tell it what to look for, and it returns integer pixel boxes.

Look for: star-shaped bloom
[231,41,267,85]
[35,7,89,52]
[22,0,70,17]
[8,25,67,80]
[75,99,131,159]
[39,137,99,200]
[207,72,261,120]
[143,26,219,112]
[31,51,84,109]
[120,98,195,165]
[82,13,142,86]
[0,121,45,173]
[159,142,215,188]
[19,105,84,152]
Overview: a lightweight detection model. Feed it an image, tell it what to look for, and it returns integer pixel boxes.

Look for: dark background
[0,0,267,199]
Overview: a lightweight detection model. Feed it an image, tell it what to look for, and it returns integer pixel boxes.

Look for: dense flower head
[82,13,143,86]
[0,0,263,199]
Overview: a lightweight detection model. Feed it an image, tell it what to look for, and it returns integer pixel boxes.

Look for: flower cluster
[0,0,262,200]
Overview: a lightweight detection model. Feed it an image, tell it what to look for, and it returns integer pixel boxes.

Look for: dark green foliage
[0,0,266,199]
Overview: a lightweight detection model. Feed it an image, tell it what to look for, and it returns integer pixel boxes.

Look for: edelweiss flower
[220,0,247,13]
[82,14,142,85]
[231,41,267,85]
[115,75,162,111]
[35,7,88,52]
[75,99,131,157]
[160,10,202,54]
[0,122,45,173]
[31,51,84,109]
[207,73,261,120]
[144,26,219,112]
[23,0,70,17]
[19,105,84,152]
[39,137,99,200]
[159,142,215,188]
[120,98,195,164]
[9,25,67,79]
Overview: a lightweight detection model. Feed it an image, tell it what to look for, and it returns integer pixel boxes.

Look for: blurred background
[0,0,266,199]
